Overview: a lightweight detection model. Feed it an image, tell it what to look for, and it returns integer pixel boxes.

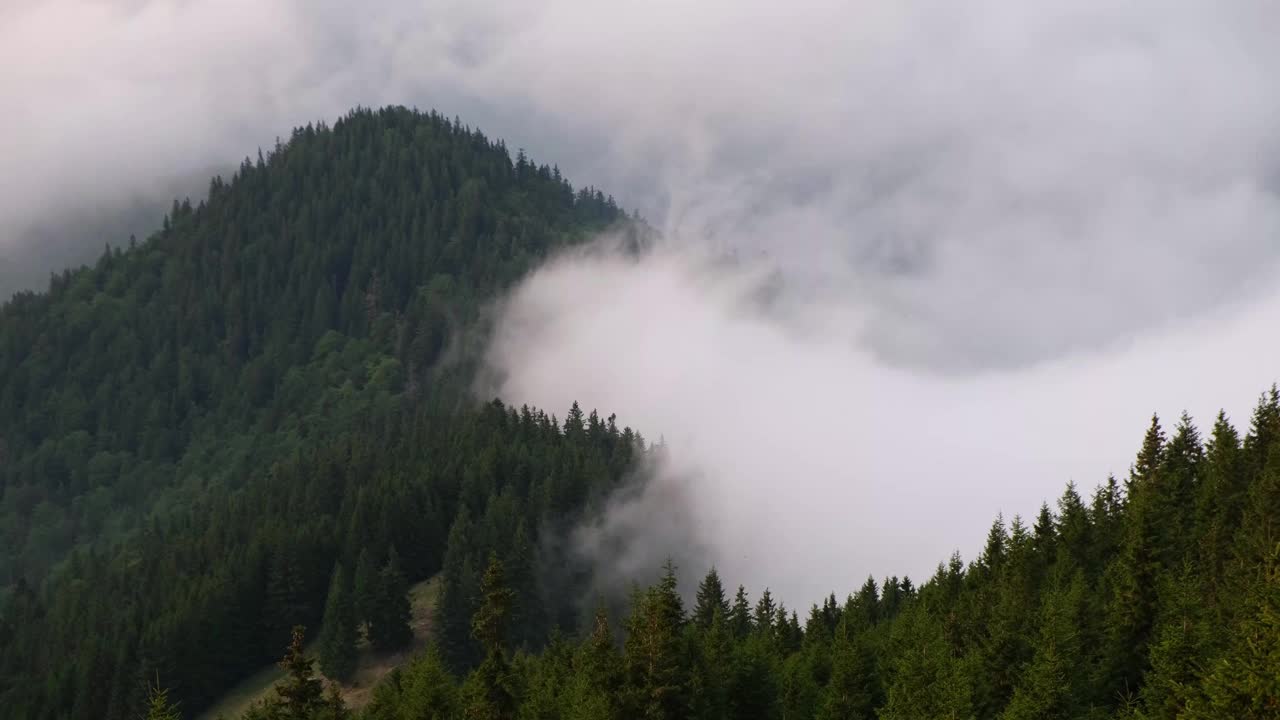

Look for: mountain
[0,105,627,588]
[0,106,639,719]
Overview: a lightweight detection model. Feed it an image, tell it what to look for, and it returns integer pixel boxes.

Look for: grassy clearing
[197,574,441,720]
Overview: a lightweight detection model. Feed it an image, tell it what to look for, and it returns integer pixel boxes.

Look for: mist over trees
[2,105,1279,720]
[0,107,633,719]
[362,398,1280,720]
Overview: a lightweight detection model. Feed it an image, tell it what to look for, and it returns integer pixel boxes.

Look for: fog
[485,242,1280,603]
[7,1,1280,602]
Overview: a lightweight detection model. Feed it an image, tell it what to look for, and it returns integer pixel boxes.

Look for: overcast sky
[5,0,1280,602]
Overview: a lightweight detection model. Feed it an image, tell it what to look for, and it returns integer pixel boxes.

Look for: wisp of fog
[482,240,1280,604]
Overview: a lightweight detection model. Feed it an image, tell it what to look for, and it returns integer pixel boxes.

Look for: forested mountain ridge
[0,106,642,719]
[0,105,628,590]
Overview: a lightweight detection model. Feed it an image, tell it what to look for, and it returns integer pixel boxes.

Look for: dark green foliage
[692,566,729,630]
[462,554,517,720]
[0,106,626,595]
[362,646,457,720]
[0,106,634,720]
[352,548,378,637]
[729,585,753,639]
[368,547,412,653]
[241,626,349,720]
[144,683,182,720]
[275,626,326,719]
[622,560,690,720]
[317,563,358,682]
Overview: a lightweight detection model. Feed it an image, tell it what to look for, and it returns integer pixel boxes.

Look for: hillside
[0,107,643,720]
[0,105,626,591]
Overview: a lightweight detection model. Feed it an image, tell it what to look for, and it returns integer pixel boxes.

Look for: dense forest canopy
[0,105,629,591]
[3,105,1280,720]
[0,106,638,719]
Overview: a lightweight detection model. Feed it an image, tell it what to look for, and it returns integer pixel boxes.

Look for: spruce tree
[729,585,753,639]
[352,547,378,637]
[819,617,878,720]
[318,562,359,682]
[1000,572,1088,720]
[143,682,181,720]
[1183,541,1280,718]
[264,546,310,655]
[566,606,623,720]
[693,566,730,630]
[370,546,413,652]
[463,553,516,720]
[383,646,458,719]
[753,588,776,635]
[622,561,690,720]
[879,606,974,720]
[275,625,325,720]
[1140,564,1209,718]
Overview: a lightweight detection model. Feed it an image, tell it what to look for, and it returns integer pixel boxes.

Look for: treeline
[340,393,1275,719]
[0,105,628,590]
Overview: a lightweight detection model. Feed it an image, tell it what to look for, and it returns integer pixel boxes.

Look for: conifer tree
[622,560,689,720]
[318,562,359,682]
[1000,572,1088,720]
[352,547,378,636]
[565,606,623,720]
[369,546,413,652]
[879,606,974,720]
[1140,564,1209,718]
[143,682,181,720]
[693,567,730,630]
[264,546,310,655]
[439,509,481,671]
[1183,532,1280,718]
[463,553,516,720]
[729,585,753,639]
[1196,411,1242,591]
[691,608,733,720]
[275,625,326,720]
[1130,414,1167,493]
[506,523,546,651]
[818,617,878,720]
[381,646,458,719]
[753,588,776,635]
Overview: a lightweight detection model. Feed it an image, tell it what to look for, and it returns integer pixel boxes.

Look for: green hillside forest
[2,107,1279,719]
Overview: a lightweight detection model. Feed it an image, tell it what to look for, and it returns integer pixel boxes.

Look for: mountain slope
[0,106,642,720]
[0,105,625,589]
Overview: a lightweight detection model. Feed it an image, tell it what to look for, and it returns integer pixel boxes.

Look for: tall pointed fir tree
[318,561,359,682]
[622,559,690,720]
[693,567,730,630]
[353,547,379,638]
[462,553,516,720]
[370,546,413,652]
[729,585,753,639]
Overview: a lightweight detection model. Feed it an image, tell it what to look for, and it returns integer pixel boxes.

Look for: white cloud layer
[485,242,1280,603]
